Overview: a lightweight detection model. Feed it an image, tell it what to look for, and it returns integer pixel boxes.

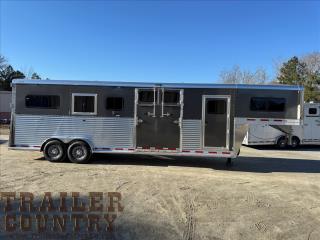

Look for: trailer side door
[203,95,230,149]
[135,88,183,149]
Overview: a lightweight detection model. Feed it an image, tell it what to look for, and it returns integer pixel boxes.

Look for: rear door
[304,105,320,141]
[203,95,230,149]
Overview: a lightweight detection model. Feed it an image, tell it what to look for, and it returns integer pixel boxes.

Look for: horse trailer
[243,102,320,148]
[9,79,303,164]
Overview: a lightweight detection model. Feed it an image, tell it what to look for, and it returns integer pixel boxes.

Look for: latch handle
[147,112,155,117]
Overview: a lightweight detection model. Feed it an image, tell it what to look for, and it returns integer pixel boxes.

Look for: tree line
[220,52,320,102]
[1,52,319,101]
[0,55,43,91]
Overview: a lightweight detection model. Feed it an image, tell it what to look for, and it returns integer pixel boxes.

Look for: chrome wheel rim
[48,145,62,159]
[72,145,87,161]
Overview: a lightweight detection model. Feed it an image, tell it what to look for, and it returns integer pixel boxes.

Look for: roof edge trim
[12,79,304,91]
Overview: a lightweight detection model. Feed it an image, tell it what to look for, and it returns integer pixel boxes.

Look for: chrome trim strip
[9,147,40,151]
[179,89,184,150]
[92,149,237,158]
[235,117,301,125]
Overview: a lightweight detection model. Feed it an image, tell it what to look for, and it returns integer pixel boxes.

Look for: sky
[0,0,319,83]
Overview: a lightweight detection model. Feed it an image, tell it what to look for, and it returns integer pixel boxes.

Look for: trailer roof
[12,79,303,91]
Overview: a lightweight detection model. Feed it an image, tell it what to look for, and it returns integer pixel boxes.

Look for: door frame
[134,87,184,149]
[202,95,231,150]
[134,87,156,148]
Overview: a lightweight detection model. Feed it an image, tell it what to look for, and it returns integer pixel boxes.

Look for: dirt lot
[0,132,320,239]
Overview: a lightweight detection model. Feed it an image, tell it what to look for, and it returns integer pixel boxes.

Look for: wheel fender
[67,138,94,152]
[41,138,64,151]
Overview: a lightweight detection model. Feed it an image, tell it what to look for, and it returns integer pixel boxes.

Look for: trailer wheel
[67,141,92,164]
[43,140,66,162]
[291,136,300,149]
[277,136,287,149]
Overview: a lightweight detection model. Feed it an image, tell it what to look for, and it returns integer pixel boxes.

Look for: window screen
[250,97,285,112]
[207,100,226,114]
[139,90,155,103]
[25,95,60,109]
[164,91,180,104]
[73,95,96,113]
[106,97,124,111]
[308,108,317,115]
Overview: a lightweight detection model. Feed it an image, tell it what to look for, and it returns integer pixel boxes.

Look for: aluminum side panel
[14,115,134,148]
[181,120,202,150]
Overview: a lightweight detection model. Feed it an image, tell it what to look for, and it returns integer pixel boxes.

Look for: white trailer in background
[243,103,320,148]
[0,91,12,123]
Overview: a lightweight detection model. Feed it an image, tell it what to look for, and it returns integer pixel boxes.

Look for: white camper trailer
[243,102,320,148]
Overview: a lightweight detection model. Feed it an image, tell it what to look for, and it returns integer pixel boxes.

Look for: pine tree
[0,65,25,90]
[277,56,306,85]
[277,56,320,102]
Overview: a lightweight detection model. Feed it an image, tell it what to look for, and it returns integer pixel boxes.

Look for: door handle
[138,119,144,124]
[163,112,171,117]
[146,112,155,117]
[173,120,179,124]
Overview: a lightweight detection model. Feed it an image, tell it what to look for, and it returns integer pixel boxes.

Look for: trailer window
[250,97,285,112]
[139,90,155,103]
[106,97,124,111]
[308,108,317,115]
[207,100,226,114]
[72,93,97,115]
[164,91,180,104]
[25,95,60,109]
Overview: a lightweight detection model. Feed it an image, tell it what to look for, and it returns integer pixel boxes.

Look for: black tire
[291,136,300,149]
[43,140,66,162]
[277,136,287,149]
[67,141,92,164]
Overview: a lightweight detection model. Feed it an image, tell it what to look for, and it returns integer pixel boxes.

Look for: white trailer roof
[12,79,303,91]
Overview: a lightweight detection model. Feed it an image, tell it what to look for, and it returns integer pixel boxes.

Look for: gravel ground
[0,133,320,239]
